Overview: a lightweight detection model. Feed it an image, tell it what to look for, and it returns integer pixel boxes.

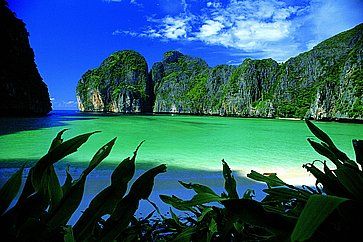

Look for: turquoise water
[1,111,362,222]
[0,111,362,181]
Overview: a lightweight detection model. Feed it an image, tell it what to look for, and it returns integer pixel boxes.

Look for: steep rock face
[222,58,279,117]
[151,24,363,120]
[77,23,363,120]
[205,65,236,115]
[0,0,51,116]
[76,50,151,113]
[152,51,209,113]
[274,23,363,119]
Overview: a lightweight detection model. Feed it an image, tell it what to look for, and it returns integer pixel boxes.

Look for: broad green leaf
[305,120,335,148]
[47,138,115,228]
[306,120,356,167]
[64,226,76,242]
[75,143,143,241]
[128,164,167,200]
[207,218,218,242]
[222,199,296,234]
[353,139,363,168]
[48,129,68,152]
[178,181,217,196]
[47,165,63,213]
[82,137,117,176]
[62,165,73,195]
[334,165,363,201]
[303,162,351,197]
[99,164,167,241]
[46,176,86,228]
[291,194,348,241]
[307,139,341,167]
[160,195,197,212]
[247,170,286,187]
[111,140,144,185]
[161,193,224,211]
[197,207,214,222]
[170,208,183,227]
[74,155,136,241]
[32,131,99,192]
[222,160,238,199]
[17,168,35,205]
[263,187,310,201]
[0,165,24,215]
[171,227,196,242]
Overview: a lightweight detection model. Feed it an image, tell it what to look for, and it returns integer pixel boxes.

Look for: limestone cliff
[76,50,152,113]
[152,24,363,120]
[0,0,51,116]
[152,51,209,113]
[77,23,363,120]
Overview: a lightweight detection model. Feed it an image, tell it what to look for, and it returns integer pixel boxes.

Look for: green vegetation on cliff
[76,50,151,113]
[77,23,363,120]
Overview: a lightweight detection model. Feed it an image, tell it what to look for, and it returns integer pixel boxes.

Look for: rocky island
[77,23,363,121]
[0,0,51,116]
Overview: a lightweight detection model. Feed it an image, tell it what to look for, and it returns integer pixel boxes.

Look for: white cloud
[207,1,222,8]
[116,0,363,61]
[163,17,188,39]
[197,20,224,38]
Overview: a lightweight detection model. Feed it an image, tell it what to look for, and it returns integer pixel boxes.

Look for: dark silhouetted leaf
[305,120,335,148]
[179,181,217,196]
[222,160,238,199]
[47,138,115,228]
[48,129,68,152]
[291,194,348,241]
[353,139,363,168]
[74,141,140,241]
[247,170,286,187]
[62,165,73,195]
[100,164,167,241]
[307,139,341,167]
[0,165,24,215]
[32,131,100,192]
[64,225,75,242]
[334,165,363,201]
[222,199,296,235]
[161,193,224,211]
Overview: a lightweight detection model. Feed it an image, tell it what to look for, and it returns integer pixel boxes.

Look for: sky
[7,0,363,110]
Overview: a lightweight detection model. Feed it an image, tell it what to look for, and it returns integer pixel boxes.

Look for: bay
[0,110,362,223]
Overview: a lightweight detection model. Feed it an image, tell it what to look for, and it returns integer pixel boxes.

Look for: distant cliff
[77,23,363,120]
[77,50,152,113]
[0,0,51,116]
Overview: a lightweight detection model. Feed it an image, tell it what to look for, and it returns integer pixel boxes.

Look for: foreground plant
[160,120,363,241]
[0,130,166,241]
[1,120,362,241]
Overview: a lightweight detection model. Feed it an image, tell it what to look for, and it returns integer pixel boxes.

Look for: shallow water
[0,110,362,178]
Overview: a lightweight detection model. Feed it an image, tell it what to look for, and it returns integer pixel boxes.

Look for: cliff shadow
[0,110,97,136]
[0,159,266,223]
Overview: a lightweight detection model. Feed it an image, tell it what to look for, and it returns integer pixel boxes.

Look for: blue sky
[8,0,363,110]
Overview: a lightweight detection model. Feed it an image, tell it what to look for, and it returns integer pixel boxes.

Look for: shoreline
[44,110,363,124]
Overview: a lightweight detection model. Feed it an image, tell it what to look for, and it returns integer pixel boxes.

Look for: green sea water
[1,111,362,182]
